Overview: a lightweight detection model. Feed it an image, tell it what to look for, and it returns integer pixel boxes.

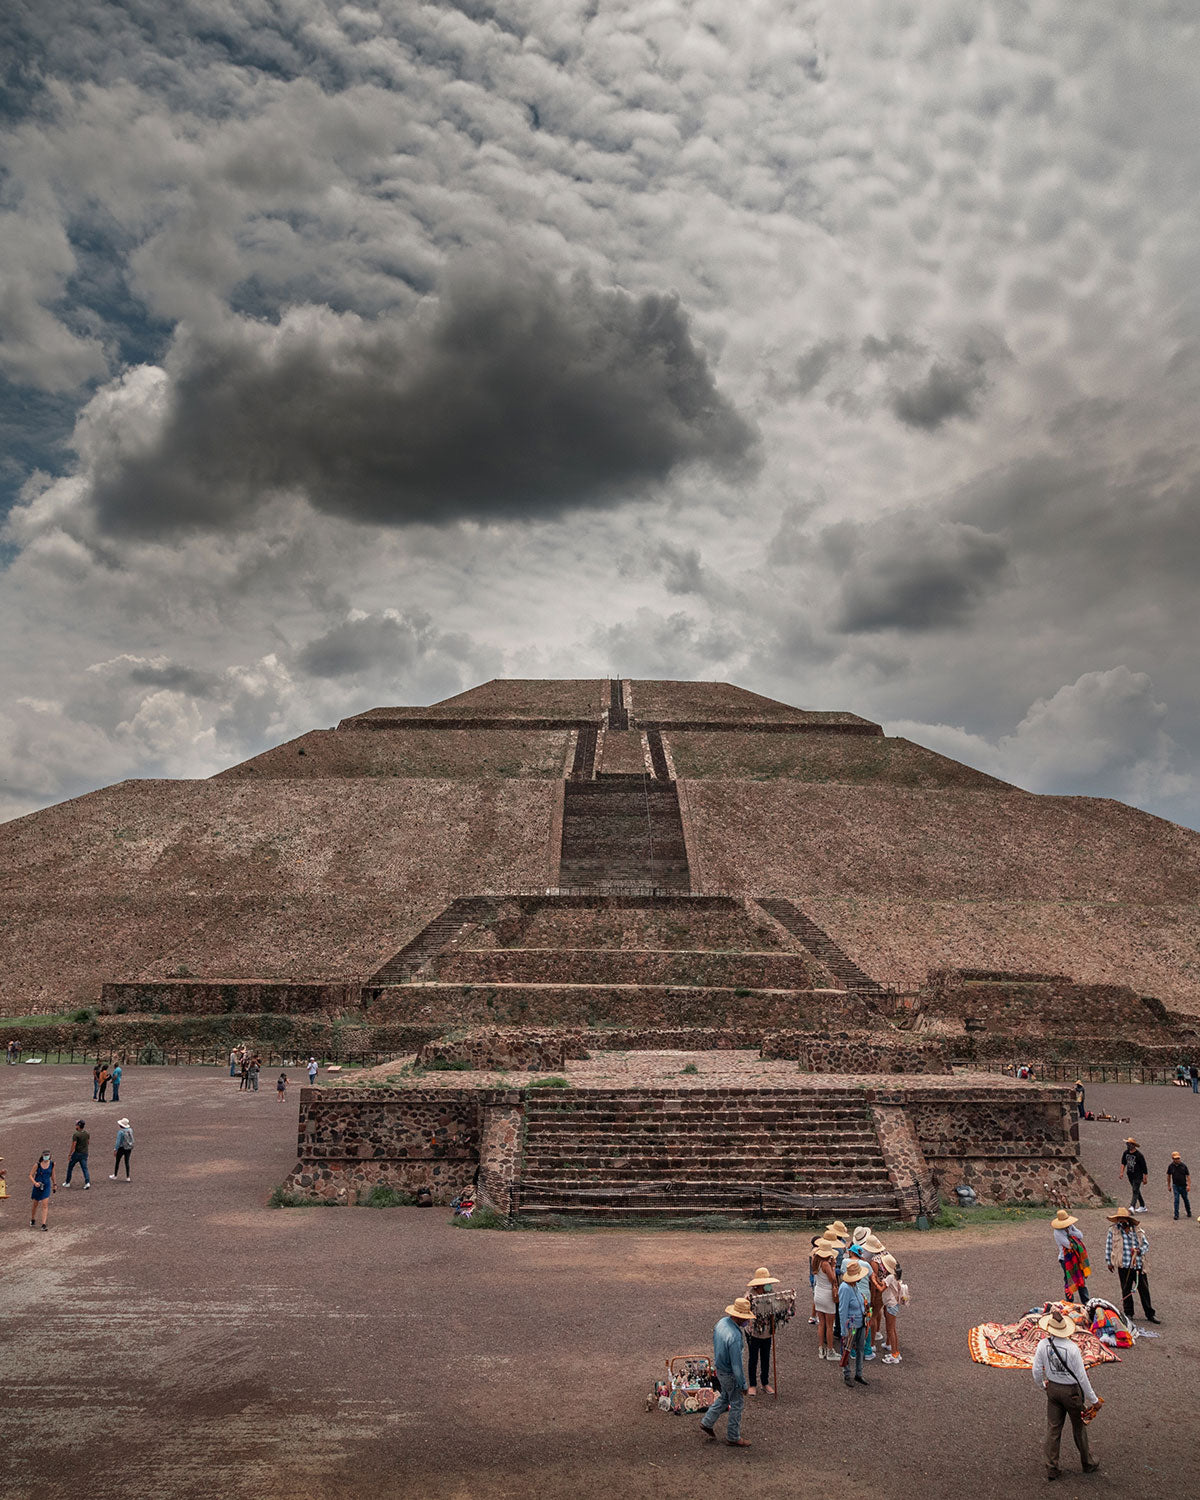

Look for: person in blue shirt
[838,1260,871,1387]
[699,1295,755,1447]
[29,1151,56,1230]
[110,1063,122,1103]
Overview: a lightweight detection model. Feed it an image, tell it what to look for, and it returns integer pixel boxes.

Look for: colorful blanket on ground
[969,1301,1121,1369]
[1062,1230,1090,1298]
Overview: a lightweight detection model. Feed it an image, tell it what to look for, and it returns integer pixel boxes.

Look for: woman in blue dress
[29,1151,56,1230]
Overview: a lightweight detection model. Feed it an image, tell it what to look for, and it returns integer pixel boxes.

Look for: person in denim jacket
[699,1296,755,1448]
[839,1260,871,1387]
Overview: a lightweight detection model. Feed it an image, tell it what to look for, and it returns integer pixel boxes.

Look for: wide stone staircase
[515,1085,901,1219]
[558,776,690,892]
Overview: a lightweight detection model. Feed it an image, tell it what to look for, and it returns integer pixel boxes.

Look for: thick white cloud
[1,0,1199,827]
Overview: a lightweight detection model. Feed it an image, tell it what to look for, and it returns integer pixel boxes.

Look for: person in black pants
[1104,1208,1159,1324]
[1168,1153,1191,1219]
[1120,1138,1148,1210]
[745,1267,777,1395]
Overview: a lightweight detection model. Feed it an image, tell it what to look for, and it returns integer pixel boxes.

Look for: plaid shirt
[1105,1222,1148,1269]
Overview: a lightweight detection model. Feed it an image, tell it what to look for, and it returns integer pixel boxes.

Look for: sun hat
[827,1220,849,1236]
[117,1117,130,1128]
[747,1267,776,1287]
[1039,1310,1077,1338]
[812,1239,838,1259]
[1125,1137,1138,1146]
[823,1225,849,1244]
[1106,1207,1140,1223]
[725,1296,755,1320]
[852,1226,872,1245]
[861,1233,886,1255]
[881,1252,898,1274]
[841,1260,870,1284]
[1050,1209,1078,1229]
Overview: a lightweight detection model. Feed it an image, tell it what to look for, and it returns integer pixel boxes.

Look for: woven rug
[969,1301,1121,1369]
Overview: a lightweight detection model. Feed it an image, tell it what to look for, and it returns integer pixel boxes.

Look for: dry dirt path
[1,1066,1198,1500]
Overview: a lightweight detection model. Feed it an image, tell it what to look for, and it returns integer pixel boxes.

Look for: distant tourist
[248,1056,260,1092]
[7,1038,19,1064]
[698,1295,753,1446]
[277,1071,288,1102]
[29,1151,56,1229]
[1074,1080,1086,1119]
[850,1227,888,1360]
[229,1047,239,1078]
[745,1267,777,1395]
[97,1063,110,1102]
[1104,1207,1159,1325]
[92,1062,101,1099]
[307,1057,318,1086]
[1051,1209,1091,1304]
[239,1056,250,1091]
[1167,1152,1191,1219]
[1120,1138,1148,1212]
[838,1259,871,1387]
[811,1238,839,1359]
[1031,1309,1101,1480]
[65,1120,90,1189]
[110,1062,122,1103]
[109,1118,134,1181]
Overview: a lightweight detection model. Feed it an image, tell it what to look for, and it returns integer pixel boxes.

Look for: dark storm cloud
[126,660,222,696]
[87,263,758,536]
[793,339,842,395]
[296,611,475,680]
[890,338,1007,430]
[827,513,1010,632]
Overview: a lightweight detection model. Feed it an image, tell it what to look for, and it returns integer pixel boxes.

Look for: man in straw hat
[1030,1309,1101,1480]
[1166,1151,1191,1220]
[838,1259,871,1387]
[1104,1207,1158,1324]
[1050,1209,1090,1304]
[1119,1137,1148,1212]
[699,1295,754,1447]
[745,1267,777,1396]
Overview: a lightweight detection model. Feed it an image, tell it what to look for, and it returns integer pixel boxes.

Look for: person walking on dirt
[109,1118,134,1181]
[92,1062,101,1099]
[1074,1080,1086,1119]
[229,1047,239,1078]
[699,1295,754,1447]
[248,1056,260,1093]
[1104,1207,1159,1324]
[812,1239,839,1359]
[110,1062,122,1103]
[1120,1138,1148,1211]
[1051,1210,1091,1304]
[276,1071,288,1102]
[29,1151,56,1229]
[1031,1309,1100,1480]
[65,1120,91,1189]
[97,1064,110,1103]
[307,1056,318,1086]
[239,1055,250,1091]
[1167,1152,1191,1219]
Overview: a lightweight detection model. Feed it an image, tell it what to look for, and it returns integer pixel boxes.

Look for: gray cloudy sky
[2,0,1199,828]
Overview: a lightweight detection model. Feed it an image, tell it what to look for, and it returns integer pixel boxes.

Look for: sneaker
[808,1316,819,1325]
[84,1183,90,1190]
[109,1174,118,1179]
[864,1351,876,1361]
[882,1353,902,1365]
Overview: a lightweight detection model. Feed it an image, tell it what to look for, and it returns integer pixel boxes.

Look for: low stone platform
[285,1051,1101,1218]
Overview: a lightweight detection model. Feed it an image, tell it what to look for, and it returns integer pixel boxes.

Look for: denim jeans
[1128,1176,1146,1209]
[842,1324,865,1382]
[66,1151,90,1186]
[700,1370,744,1440]
[1174,1184,1192,1217]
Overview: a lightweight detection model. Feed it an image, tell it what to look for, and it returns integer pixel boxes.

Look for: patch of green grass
[681,1062,699,1075]
[268,1185,342,1208]
[0,1013,78,1027]
[359,1185,416,1207]
[527,1075,570,1088]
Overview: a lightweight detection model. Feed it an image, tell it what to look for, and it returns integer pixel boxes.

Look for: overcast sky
[2,0,1199,828]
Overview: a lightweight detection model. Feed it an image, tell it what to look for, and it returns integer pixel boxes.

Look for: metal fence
[970,1057,1187,1087]
[4,1048,392,1069]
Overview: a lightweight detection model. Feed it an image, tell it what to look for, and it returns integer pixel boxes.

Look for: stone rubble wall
[762,1030,950,1073]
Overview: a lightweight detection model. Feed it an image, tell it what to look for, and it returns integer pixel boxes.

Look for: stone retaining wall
[762,1030,950,1073]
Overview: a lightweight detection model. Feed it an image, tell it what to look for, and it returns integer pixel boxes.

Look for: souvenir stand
[750,1288,797,1400]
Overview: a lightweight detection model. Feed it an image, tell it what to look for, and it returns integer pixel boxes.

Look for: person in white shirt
[1031,1310,1101,1481]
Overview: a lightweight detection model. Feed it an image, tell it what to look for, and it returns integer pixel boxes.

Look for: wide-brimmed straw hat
[725,1296,755,1320]
[812,1239,838,1259]
[1107,1207,1140,1223]
[1039,1311,1077,1338]
[747,1267,776,1287]
[823,1226,849,1244]
[852,1225,872,1245]
[1051,1210,1078,1229]
[861,1233,886,1255]
[881,1252,898,1273]
[841,1260,870,1284]
[827,1220,849,1236]
[1125,1137,1138,1146]
[117,1117,130,1128]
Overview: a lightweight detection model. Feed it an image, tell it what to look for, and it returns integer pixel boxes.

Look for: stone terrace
[219,727,573,779]
[666,730,1009,787]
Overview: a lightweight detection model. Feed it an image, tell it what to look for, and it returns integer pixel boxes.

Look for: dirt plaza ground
[2,1066,1199,1500]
